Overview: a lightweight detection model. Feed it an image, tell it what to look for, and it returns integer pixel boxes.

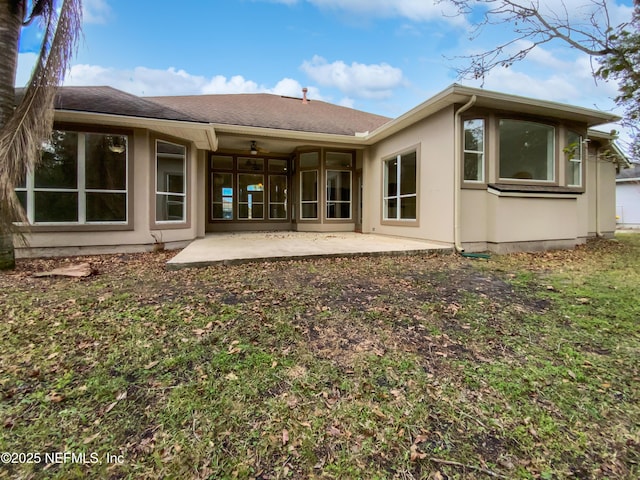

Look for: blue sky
[16,0,635,141]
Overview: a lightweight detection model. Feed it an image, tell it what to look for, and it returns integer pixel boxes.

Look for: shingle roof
[617,163,640,180]
[17,86,205,123]
[146,93,391,136]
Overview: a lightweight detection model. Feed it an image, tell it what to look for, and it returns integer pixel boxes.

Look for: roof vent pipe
[302,88,309,104]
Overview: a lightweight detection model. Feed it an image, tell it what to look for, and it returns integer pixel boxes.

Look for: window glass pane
[301,171,317,202]
[499,120,555,181]
[326,152,353,168]
[385,160,398,197]
[299,152,319,168]
[386,198,398,220]
[86,192,126,222]
[238,157,263,171]
[34,192,78,222]
[156,194,185,221]
[269,159,288,173]
[157,141,185,194]
[35,131,78,189]
[301,203,317,219]
[568,161,581,187]
[212,155,234,170]
[15,191,27,212]
[464,153,483,181]
[464,119,484,151]
[85,134,127,190]
[327,171,351,202]
[400,196,417,220]
[327,202,351,219]
[400,152,416,195]
[212,173,233,203]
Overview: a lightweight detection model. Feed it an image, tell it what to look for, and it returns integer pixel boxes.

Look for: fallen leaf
[410,443,427,461]
[225,372,238,381]
[144,360,159,370]
[282,429,289,445]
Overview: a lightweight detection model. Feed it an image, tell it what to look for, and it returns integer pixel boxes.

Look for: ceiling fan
[248,140,270,155]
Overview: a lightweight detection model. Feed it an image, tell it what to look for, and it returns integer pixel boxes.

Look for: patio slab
[166,232,452,269]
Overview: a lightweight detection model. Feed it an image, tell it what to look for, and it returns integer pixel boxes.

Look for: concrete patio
[166,232,452,269]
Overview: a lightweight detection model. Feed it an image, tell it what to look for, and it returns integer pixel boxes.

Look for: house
[616,162,640,228]
[14,83,624,257]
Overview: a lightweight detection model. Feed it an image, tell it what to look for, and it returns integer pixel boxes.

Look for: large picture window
[384,151,417,221]
[463,119,485,182]
[499,119,555,182]
[156,140,186,222]
[15,130,128,224]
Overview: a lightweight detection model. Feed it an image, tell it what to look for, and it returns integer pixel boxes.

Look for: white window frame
[155,140,187,224]
[463,119,485,183]
[383,151,417,222]
[300,170,319,220]
[566,131,583,188]
[16,131,129,225]
[326,170,352,220]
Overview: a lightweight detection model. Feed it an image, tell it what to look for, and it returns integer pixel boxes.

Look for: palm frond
[0,0,82,236]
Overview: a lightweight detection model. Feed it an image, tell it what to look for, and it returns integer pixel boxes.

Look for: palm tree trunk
[0,0,24,270]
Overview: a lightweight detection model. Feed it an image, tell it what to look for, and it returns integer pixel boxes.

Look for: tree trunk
[0,0,24,270]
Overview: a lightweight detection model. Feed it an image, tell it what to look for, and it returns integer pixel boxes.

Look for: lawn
[0,234,638,479]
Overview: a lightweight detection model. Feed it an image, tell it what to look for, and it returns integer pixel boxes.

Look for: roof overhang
[55,110,218,150]
[367,84,621,144]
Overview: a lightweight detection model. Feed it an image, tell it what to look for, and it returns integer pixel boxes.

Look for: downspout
[454,95,477,253]
[595,145,602,237]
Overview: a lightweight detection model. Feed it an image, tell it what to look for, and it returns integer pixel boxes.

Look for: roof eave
[55,110,218,150]
[211,123,369,147]
[366,84,621,144]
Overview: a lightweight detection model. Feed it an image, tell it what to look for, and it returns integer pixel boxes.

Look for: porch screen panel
[269,175,287,219]
[212,173,234,220]
[239,174,264,220]
[300,170,318,219]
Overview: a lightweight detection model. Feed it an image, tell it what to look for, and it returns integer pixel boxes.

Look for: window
[156,140,186,222]
[326,170,351,219]
[269,175,287,219]
[299,151,319,220]
[300,170,318,219]
[15,130,128,224]
[384,151,417,221]
[238,174,264,219]
[463,119,485,182]
[499,119,555,182]
[566,131,583,187]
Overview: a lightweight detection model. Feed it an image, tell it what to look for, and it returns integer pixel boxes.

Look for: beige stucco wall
[16,128,204,257]
[585,145,617,236]
[363,106,455,244]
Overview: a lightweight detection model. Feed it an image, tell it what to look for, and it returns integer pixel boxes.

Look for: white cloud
[82,0,112,24]
[270,0,464,23]
[464,44,620,111]
[300,55,404,99]
[63,63,326,100]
